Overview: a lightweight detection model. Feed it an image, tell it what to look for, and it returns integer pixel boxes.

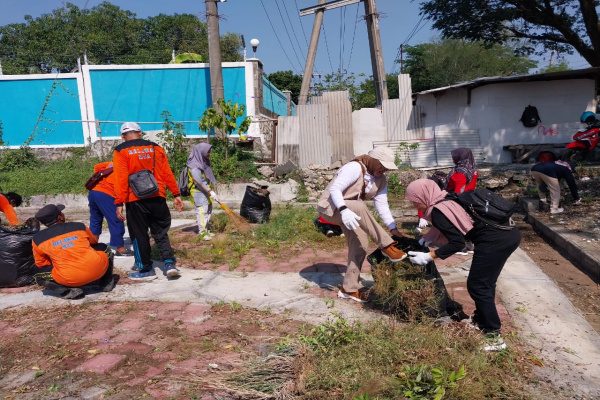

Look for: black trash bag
[240,185,271,224]
[0,219,41,287]
[368,235,467,321]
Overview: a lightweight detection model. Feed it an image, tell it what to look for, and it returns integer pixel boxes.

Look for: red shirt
[91,161,116,198]
[447,171,478,194]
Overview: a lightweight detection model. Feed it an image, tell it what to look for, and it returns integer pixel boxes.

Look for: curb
[521,198,600,282]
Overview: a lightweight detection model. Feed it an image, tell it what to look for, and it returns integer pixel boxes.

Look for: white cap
[367,147,398,170]
[120,122,142,135]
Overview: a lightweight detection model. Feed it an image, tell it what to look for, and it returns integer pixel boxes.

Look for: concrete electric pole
[299,0,388,106]
[298,0,326,105]
[364,0,388,105]
[205,0,225,106]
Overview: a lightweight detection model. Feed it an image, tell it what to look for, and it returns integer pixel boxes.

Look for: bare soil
[0,301,304,399]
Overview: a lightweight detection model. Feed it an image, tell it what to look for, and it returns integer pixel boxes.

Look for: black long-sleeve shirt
[430,208,466,259]
[531,161,579,200]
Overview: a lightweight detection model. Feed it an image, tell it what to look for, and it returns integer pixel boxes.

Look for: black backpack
[520,105,541,128]
[429,170,448,190]
[447,189,516,230]
[178,166,191,197]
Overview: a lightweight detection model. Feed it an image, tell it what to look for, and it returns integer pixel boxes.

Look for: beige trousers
[321,200,394,292]
[531,171,561,209]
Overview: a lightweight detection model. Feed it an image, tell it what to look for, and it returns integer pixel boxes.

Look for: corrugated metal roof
[416,67,600,96]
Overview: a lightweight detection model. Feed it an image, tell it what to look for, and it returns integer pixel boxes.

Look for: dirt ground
[0,301,304,399]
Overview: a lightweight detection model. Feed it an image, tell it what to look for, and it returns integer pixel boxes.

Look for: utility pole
[299,0,326,105]
[364,0,388,105]
[205,0,224,106]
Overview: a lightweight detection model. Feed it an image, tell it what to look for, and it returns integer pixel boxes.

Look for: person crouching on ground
[317,147,407,303]
[32,204,115,300]
[530,151,580,214]
[405,179,521,351]
[187,142,219,240]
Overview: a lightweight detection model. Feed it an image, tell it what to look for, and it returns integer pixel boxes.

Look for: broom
[214,199,252,233]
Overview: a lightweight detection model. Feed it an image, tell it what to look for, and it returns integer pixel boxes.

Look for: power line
[321,23,335,75]
[281,0,307,57]
[395,15,426,67]
[346,2,361,73]
[294,0,310,48]
[258,0,300,73]
[338,6,347,74]
[273,0,304,71]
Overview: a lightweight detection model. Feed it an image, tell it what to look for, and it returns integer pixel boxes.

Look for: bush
[209,138,258,183]
[0,147,38,172]
[158,111,188,174]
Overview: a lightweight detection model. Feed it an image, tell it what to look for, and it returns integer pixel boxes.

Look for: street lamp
[250,38,260,58]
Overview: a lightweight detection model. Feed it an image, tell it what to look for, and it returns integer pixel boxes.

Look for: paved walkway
[1,217,600,397]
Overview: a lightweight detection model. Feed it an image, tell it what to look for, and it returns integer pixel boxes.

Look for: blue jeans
[88,190,125,248]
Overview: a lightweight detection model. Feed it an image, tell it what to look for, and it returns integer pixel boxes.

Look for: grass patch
[168,205,345,269]
[293,316,533,400]
[0,153,100,197]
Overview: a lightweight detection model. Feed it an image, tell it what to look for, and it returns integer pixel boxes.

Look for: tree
[402,39,536,92]
[267,70,303,104]
[0,2,242,74]
[199,99,251,157]
[420,0,600,67]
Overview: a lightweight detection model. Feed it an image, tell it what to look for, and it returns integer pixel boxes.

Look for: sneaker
[325,229,335,237]
[131,263,143,272]
[482,333,507,352]
[114,248,134,257]
[461,317,481,332]
[337,288,369,303]
[163,260,181,279]
[128,269,157,281]
[199,231,215,241]
[550,207,564,214]
[381,243,407,263]
[102,276,116,292]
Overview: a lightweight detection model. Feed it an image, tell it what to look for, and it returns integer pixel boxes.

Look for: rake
[215,200,252,233]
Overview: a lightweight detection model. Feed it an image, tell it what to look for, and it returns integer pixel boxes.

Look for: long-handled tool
[214,199,251,233]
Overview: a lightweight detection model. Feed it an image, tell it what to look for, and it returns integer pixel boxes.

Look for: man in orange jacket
[32,204,114,299]
[88,161,133,257]
[113,122,183,280]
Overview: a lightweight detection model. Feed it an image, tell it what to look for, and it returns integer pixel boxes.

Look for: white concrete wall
[352,108,387,156]
[415,79,596,163]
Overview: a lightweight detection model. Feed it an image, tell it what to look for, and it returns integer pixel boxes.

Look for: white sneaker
[482,333,507,352]
[550,207,564,214]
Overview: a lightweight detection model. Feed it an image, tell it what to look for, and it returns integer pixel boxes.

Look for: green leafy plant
[299,316,362,354]
[199,99,251,157]
[394,142,420,168]
[158,110,188,174]
[399,364,466,400]
[0,146,38,172]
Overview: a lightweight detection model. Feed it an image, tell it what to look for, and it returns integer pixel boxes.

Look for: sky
[0,0,590,78]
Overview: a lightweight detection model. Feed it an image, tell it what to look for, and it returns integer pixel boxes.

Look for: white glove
[340,208,361,231]
[418,238,431,247]
[209,191,219,203]
[418,218,429,229]
[408,251,433,266]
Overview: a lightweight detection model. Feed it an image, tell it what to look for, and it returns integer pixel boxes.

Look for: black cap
[35,204,65,225]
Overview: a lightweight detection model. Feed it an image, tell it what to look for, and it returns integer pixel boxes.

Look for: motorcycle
[565,123,600,162]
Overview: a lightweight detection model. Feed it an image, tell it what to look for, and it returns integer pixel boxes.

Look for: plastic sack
[0,219,40,287]
[240,185,271,224]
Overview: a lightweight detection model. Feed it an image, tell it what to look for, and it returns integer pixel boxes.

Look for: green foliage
[209,138,258,183]
[169,52,203,64]
[299,316,363,354]
[313,72,401,110]
[0,3,242,74]
[403,39,536,92]
[0,152,100,196]
[199,99,251,141]
[267,70,303,104]
[538,60,571,73]
[387,174,405,198]
[158,111,188,174]
[0,146,38,172]
[0,121,4,146]
[400,364,466,400]
[420,0,596,66]
[253,205,329,246]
